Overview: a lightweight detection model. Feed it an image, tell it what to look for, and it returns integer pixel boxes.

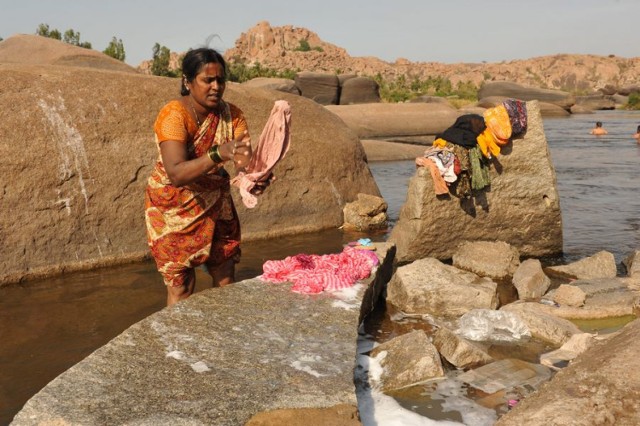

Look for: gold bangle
[207,145,224,164]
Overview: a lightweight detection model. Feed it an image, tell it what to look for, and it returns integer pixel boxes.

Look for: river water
[1,110,639,424]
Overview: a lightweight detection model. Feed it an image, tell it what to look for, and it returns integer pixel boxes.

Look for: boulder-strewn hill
[0,34,138,74]
[222,21,640,94]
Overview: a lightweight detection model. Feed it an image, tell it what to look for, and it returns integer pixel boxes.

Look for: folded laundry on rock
[416,99,528,198]
[259,246,379,294]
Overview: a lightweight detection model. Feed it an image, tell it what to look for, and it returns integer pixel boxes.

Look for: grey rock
[513,259,551,300]
[370,330,445,392]
[497,320,640,425]
[386,257,498,317]
[545,250,617,279]
[478,81,575,110]
[569,104,595,114]
[389,101,562,262]
[11,244,395,425]
[433,326,494,369]
[452,240,520,280]
[295,71,340,105]
[241,77,300,95]
[325,102,460,139]
[342,193,388,231]
[553,284,586,307]
[574,94,616,110]
[339,77,380,105]
[540,333,595,371]
[500,302,582,346]
[623,250,640,277]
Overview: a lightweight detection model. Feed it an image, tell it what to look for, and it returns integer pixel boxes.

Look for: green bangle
[207,145,224,164]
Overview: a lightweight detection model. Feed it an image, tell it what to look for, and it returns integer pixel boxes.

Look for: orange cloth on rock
[476,128,501,159]
[483,105,512,145]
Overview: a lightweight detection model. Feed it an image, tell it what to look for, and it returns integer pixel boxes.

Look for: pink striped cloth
[231,100,292,208]
[259,247,379,294]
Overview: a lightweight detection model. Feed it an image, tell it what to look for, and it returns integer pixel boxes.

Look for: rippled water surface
[2,110,640,424]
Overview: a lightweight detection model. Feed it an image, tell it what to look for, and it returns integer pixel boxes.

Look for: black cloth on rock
[437,114,486,148]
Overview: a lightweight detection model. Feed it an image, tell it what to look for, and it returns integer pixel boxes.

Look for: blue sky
[1,0,638,67]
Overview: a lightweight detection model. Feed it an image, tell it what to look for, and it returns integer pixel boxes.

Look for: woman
[633,125,640,143]
[144,47,258,306]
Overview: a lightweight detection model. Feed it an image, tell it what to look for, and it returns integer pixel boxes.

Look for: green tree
[63,29,91,48]
[151,43,178,77]
[35,23,61,40]
[35,24,91,48]
[103,37,126,61]
[294,39,311,52]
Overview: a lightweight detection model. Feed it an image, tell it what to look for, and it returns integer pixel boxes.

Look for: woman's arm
[160,140,222,187]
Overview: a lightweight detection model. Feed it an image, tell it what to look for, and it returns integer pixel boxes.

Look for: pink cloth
[231,100,292,208]
[259,247,379,294]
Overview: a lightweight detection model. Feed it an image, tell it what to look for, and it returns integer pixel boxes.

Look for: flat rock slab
[12,244,395,425]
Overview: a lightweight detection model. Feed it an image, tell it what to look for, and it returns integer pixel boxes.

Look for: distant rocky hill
[221,21,640,94]
[0,34,137,74]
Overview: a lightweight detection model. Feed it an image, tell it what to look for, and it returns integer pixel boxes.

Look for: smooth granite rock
[11,244,395,425]
[388,101,562,262]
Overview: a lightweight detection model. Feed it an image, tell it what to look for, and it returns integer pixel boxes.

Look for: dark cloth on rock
[437,114,486,148]
[502,99,528,135]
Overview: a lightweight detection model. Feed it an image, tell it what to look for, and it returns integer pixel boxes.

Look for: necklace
[188,96,201,127]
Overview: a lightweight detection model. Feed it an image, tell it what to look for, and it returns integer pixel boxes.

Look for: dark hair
[180,48,227,96]
[637,125,640,132]
[596,121,603,127]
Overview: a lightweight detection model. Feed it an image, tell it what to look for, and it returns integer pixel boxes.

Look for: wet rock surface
[11,244,394,425]
[452,241,520,280]
[370,330,445,392]
[387,257,498,317]
[497,319,640,425]
[545,250,617,279]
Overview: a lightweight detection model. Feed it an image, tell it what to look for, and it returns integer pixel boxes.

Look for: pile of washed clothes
[416,98,527,198]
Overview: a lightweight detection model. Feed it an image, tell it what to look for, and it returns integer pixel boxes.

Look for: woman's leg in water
[166,269,196,307]
[209,258,235,287]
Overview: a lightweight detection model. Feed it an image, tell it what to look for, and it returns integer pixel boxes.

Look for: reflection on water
[2,110,640,424]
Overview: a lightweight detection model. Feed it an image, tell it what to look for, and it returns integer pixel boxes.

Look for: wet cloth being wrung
[231,100,292,208]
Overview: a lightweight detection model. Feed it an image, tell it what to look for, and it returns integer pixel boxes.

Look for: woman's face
[188,62,226,111]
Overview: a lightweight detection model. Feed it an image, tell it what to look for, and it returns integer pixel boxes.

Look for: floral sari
[144,100,246,287]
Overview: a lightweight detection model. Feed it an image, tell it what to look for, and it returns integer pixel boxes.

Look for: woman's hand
[249,173,275,195]
[218,131,252,168]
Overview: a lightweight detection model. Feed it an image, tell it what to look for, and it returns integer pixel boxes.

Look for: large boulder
[0,34,137,74]
[478,81,575,110]
[324,103,461,139]
[497,319,640,425]
[386,257,498,317]
[512,259,551,300]
[370,330,445,392]
[241,77,300,95]
[477,96,570,117]
[574,94,616,110]
[545,250,617,279]
[452,240,520,280]
[294,71,340,105]
[338,76,380,105]
[500,302,582,346]
[0,63,380,285]
[432,326,494,369]
[388,101,562,262]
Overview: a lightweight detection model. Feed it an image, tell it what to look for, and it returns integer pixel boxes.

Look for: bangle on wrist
[207,145,224,164]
